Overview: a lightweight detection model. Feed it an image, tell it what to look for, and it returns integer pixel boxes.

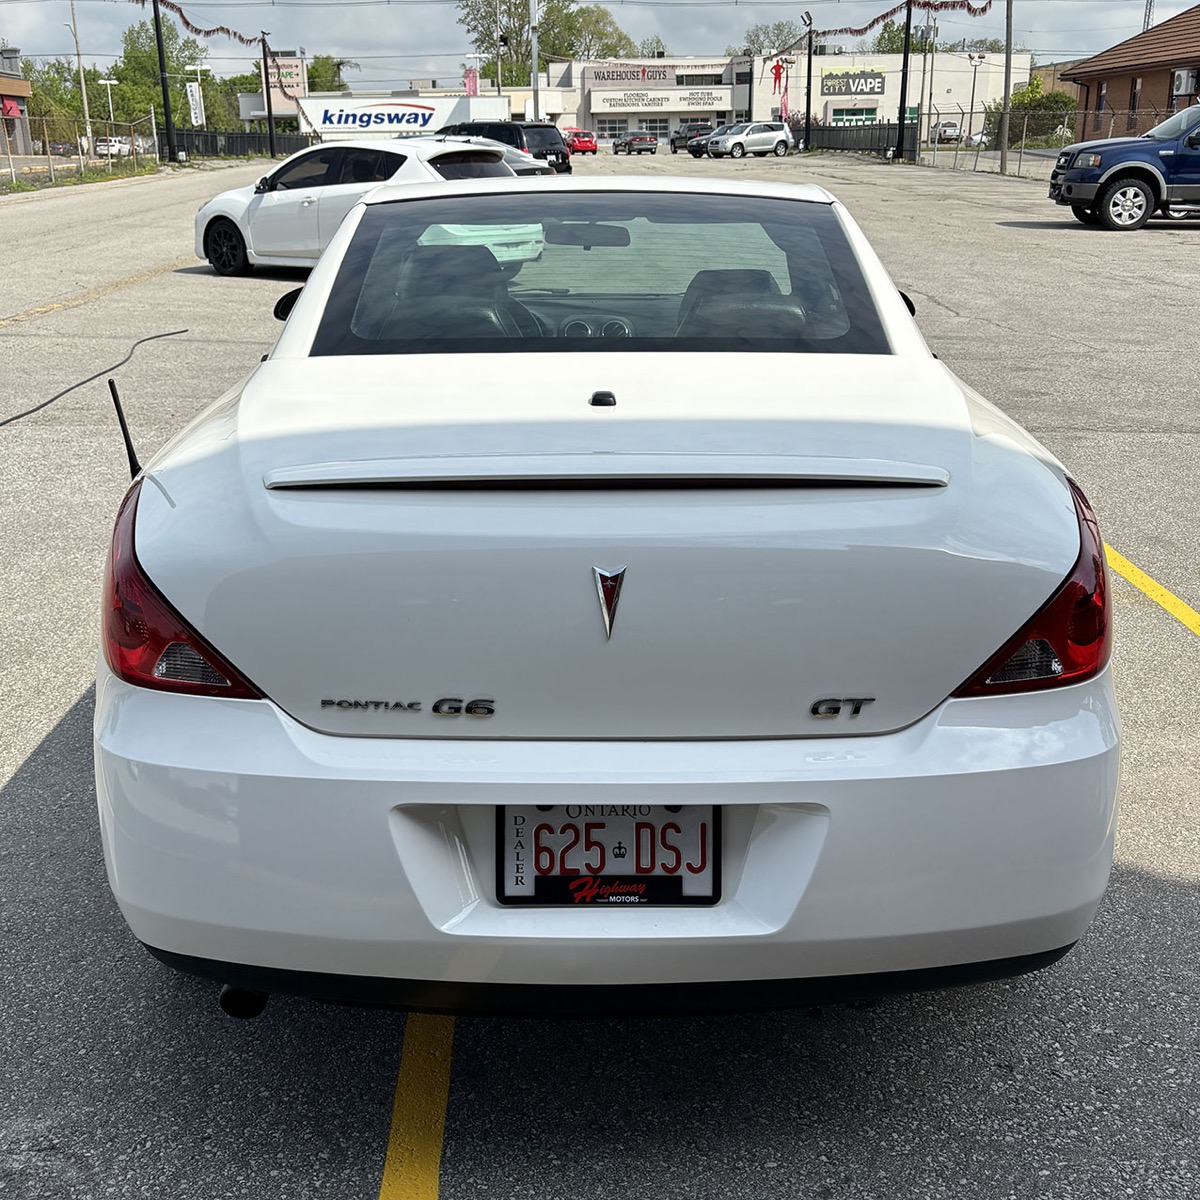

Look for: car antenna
[108,378,142,480]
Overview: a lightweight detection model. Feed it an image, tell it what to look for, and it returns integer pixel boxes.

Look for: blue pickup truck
[1048,104,1200,229]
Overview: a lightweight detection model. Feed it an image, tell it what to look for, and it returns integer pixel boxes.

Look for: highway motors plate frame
[496,805,721,907]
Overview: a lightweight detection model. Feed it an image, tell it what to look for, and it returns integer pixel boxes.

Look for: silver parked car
[706,121,792,159]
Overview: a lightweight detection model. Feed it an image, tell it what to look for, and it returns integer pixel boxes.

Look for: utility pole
[261,33,277,157]
[65,0,94,153]
[150,0,177,161]
[1144,1,1155,32]
[894,0,914,161]
[999,0,1013,174]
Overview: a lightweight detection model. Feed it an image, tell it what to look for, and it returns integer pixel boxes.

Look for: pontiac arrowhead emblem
[593,566,626,640]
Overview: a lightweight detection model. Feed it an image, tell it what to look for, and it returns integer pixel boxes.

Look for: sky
[1,0,1194,87]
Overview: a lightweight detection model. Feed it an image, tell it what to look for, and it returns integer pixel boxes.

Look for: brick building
[1064,4,1200,139]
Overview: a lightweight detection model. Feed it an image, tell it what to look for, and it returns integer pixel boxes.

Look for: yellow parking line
[378,1014,456,1200]
[1105,544,1200,638]
[0,256,193,329]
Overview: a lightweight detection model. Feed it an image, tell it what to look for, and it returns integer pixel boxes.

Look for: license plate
[497,805,720,906]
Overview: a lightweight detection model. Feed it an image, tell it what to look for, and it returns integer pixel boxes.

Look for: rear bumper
[146,943,1076,1015]
[95,665,1120,999]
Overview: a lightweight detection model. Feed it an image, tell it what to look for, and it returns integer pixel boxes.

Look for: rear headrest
[676,294,807,340]
[678,269,780,327]
[398,245,505,297]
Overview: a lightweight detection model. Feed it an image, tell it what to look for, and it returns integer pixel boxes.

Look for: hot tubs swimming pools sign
[821,70,886,97]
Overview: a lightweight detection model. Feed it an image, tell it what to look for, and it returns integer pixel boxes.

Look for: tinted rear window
[431,152,511,180]
[311,191,889,357]
[521,126,565,152]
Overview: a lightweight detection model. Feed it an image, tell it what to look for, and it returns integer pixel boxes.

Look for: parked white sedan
[194,135,537,276]
[101,177,1119,1018]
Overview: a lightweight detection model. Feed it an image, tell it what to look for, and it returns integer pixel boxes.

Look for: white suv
[707,121,793,159]
[95,137,132,158]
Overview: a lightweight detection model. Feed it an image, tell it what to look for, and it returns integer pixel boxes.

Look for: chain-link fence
[918,107,1178,181]
[2,115,313,190]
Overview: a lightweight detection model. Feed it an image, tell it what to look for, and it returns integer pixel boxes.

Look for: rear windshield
[431,152,511,180]
[521,126,565,151]
[311,190,889,357]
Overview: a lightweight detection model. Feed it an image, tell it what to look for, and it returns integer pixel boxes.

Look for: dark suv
[669,123,714,153]
[436,121,572,173]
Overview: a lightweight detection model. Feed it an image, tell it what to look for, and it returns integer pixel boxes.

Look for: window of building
[639,118,670,137]
[596,118,628,139]
[1128,77,1141,130]
[735,71,751,85]
[1094,81,1106,131]
[676,74,723,86]
[832,108,878,126]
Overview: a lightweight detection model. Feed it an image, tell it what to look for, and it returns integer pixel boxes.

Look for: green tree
[563,7,635,59]
[984,76,1076,146]
[307,55,359,92]
[636,35,668,57]
[725,22,804,56]
[109,18,207,128]
[457,0,580,86]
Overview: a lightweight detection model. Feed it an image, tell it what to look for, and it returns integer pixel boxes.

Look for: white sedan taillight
[103,482,263,699]
[954,480,1111,696]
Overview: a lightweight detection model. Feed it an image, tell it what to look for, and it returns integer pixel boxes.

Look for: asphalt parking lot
[2,152,1198,1200]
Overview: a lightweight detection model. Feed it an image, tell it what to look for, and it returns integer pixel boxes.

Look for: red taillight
[103,482,263,699]
[954,479,1111,697]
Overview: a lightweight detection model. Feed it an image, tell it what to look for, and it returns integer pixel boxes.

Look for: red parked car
[563,127,597,155]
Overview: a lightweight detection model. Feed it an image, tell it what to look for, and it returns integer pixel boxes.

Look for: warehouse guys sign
[297,96,507,137]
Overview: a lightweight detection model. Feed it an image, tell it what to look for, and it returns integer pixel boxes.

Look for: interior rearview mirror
[543,223,631,248]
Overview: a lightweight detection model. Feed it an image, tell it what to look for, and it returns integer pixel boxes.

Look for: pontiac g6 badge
[593,566,627,640]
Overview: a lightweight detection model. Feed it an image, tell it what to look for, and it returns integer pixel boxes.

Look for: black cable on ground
[0,329,188,431]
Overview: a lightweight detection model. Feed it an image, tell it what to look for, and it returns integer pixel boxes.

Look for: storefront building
[1,45,33,155]
[550,50,1029,142]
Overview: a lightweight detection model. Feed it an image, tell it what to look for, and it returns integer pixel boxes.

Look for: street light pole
[529,0,540,120]
[64,0,93,152]
[99,78,117,125]
[999,0,1013,173]
[802,11,813,153]
[967,52,985,143]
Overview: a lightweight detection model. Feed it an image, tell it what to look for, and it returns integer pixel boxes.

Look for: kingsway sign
[297,96,507,137]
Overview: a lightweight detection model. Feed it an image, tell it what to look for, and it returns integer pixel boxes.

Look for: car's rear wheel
[206,218,250,277]
[773,141,788,157]
[671,142,678,154]
[731,144,745,159]
[1071,205,1099,225]
[1097,177,1154,231]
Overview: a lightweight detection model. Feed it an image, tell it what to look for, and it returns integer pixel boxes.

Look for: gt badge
[593,566,626,640]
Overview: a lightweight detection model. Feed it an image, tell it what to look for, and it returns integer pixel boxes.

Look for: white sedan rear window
[311,191,890,356]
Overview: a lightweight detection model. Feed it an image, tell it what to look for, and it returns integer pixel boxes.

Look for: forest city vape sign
[821,69,886,97]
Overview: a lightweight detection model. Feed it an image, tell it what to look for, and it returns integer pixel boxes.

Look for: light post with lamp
[98,78,117,125]
[64,0,94,153]
[801,11,813,153]
[967,53,986,144]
